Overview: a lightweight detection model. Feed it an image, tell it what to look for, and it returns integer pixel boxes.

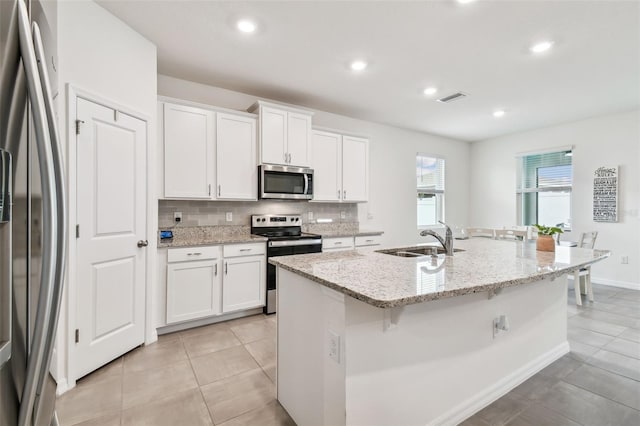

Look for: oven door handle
[269,239,322,248]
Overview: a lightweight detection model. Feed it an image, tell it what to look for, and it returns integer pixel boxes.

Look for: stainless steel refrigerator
[1,0,66,425]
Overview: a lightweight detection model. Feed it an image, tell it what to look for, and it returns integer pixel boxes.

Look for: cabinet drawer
[355,235,382,247]
[322,237,354,251]
[223,242,266,258]
[168,246,221,263]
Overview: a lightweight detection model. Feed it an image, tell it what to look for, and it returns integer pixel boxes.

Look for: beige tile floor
[56,314,292,426]
[57,284,640,426]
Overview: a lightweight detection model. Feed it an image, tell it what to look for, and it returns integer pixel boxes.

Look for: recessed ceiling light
[237,19,257,33]
[350,60,368,71]
[493,110,505,118]
[423,87,438,96]
[530,41,554,54]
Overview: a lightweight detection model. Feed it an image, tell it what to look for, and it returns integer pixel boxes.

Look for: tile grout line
[559,375,640,413]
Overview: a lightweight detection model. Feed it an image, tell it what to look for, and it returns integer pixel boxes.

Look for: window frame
[516,148,573,231]
[416,154,445,229]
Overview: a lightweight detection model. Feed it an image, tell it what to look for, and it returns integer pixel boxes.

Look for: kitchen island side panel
[276,268,346,426]
[344,276,568,426]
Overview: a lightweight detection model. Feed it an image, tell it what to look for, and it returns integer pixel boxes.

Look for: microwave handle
[303,173,309,195]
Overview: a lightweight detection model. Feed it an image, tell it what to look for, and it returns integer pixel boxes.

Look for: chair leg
[586,268,594,302]
[573,272,582,306]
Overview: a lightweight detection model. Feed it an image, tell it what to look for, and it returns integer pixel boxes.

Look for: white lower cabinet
[166,247,222,324]
[322,237,355,252]
[355,235,382,247]
[222,243,266,313]
[166,242,266,324]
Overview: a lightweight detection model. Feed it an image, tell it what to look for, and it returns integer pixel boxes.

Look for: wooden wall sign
[593,166,618,222]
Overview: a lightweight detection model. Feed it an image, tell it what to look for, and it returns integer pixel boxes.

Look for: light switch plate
[225,212,233,222]
[340,211,346,219]
[328,330,341,363]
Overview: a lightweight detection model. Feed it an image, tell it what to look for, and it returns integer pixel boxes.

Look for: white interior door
[75,98,147,379]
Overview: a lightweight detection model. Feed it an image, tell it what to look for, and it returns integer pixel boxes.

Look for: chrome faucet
[419,220,454,256]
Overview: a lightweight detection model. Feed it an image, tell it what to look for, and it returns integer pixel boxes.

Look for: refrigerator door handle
[15,1,65,424]
[31,21,68,425]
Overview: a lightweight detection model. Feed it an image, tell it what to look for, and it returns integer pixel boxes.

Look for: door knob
[137,240,149,248]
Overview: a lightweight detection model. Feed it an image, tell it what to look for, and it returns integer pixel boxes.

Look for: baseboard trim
[56,378,71,396]
[429,341,570,426]
[568,276,640,291]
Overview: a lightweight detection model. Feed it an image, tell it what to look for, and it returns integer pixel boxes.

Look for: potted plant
[533,224,563,252]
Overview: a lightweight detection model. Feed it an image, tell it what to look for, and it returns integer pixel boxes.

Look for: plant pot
[536,235,556,252]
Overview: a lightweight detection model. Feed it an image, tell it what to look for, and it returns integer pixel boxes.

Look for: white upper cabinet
[311,130,368,203]
[260,106,288,165]
[163,103,214,198]
[250,101,313,167]
[216,112,257,200]
[287,112,312,167]
[311,130,342,202]
[342,136,369,202]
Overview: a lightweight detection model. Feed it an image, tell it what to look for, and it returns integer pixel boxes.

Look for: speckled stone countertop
[158,225,267,248]
[303,222,383,238]
[269,238,610,308]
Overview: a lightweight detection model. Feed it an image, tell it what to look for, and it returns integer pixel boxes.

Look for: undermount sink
[376,247,465,257]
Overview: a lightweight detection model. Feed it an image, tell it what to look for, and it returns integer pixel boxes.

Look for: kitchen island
[269,239,610,426]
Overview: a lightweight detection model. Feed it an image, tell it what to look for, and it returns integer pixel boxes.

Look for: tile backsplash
[158,200,358,228]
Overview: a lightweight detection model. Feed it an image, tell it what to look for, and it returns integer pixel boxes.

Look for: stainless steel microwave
[259,164,313,200]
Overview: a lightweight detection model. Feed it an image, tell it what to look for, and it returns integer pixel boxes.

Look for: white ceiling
[97,0,640,142]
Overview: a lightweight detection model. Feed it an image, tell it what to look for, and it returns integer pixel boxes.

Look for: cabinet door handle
[187,252,202,256]
[208,184,211,196]
[343,190,346,200]
[337,189,341,199]
[218,185,221,197]
[334,241,342,245]
[214,263,218,276]
[366,239,374,243]
[224,262,228,275]
[284,152,287,163]
[239,248,252,252]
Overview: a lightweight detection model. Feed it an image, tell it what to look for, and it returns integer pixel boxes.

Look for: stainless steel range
[251,215,322,314]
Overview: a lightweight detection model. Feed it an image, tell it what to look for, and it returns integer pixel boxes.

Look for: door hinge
[76,224,80,238]
[75,119,84,135]
[75,329,79,343]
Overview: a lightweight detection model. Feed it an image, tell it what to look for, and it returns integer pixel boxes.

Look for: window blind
[417,155,445,193]
[517,151,572,192]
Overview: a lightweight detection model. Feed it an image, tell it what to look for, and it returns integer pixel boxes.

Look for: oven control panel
[252,214,301,227]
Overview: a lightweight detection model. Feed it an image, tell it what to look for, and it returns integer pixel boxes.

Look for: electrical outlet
[174,212,182,223]
[225,212,233,222]
[367,213,374,220]
[621,256,629,264]
[308,211,314,221]
[328,331,341,363]
[340,211,346,220]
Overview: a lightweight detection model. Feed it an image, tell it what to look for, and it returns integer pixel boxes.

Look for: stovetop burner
[250,214,320,240]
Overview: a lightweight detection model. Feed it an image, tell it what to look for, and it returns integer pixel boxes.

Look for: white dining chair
[467,228,496,238]
[495,229,528,241]
[573,231,598,306]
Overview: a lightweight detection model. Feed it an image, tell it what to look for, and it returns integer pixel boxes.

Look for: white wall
[55,0,157,391]
[470,110,640,288]
[158,75,471,246]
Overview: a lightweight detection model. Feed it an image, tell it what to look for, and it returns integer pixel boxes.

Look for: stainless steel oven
[259,164,313,200]
[251,215,322,314]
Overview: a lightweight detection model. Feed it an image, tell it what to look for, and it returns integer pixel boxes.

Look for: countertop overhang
[269,238,611,308]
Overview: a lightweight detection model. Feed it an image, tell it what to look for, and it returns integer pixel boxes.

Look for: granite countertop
[158,225,267,248]
[269,238,610,308]
[320,230,384,238]
[303,222,383,238]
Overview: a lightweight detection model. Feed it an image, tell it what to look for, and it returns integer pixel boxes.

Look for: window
[417,155,445,228]
[517,150,572,230]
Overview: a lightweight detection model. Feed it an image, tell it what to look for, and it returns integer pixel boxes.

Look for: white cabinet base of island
[276,268,569,426]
